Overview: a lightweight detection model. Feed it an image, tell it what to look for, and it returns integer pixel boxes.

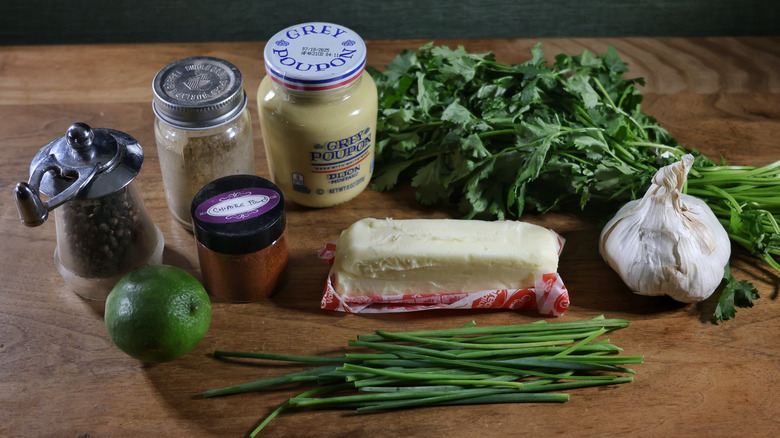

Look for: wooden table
[1,37,779,437]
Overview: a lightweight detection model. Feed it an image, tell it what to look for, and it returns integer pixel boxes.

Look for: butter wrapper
[317,235,569,316]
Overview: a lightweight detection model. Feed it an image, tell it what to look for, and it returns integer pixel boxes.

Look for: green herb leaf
[713,265,760,323]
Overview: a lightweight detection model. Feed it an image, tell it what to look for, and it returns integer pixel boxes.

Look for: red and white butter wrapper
[317,233,569,316]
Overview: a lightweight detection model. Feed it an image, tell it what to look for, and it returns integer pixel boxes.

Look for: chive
[356,317,630,342]
[357,359,441,368]
[359,385,475,393]
[439,392,570,406]
[344,353,402,360]
[341,363,526,388]
[204,317,643,434]
[357,389,569,412]
[359,376,520,393]
[544,355,645,364]
[491,357,637,374]
[248,383,350,438]
[440,329,615,344]
[373,329,576,349]
[551,327,606,357]
[512,376,635,392]
[214,350,349,362]
[290,388,492,409]
[203,364,342,398]
[454,342,622,359]
[348,339,460,358]
[392,352,562,379]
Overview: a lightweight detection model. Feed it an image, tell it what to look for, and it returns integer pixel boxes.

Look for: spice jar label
[193,187,281,224]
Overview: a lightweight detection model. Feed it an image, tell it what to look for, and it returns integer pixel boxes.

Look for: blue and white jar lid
[263,22,367,92]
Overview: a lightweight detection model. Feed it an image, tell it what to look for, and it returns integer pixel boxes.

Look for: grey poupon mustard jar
[14,123,164,300]
[258,22,377,208]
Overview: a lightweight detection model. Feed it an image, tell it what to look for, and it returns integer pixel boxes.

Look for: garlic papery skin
[599,154,731,303]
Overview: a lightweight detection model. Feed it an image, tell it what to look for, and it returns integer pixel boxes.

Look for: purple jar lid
[191,175,285,255]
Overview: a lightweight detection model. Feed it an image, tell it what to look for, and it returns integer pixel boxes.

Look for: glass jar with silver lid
[152,56,255,230]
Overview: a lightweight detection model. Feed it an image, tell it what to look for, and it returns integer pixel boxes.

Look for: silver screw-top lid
[152,56,247,129]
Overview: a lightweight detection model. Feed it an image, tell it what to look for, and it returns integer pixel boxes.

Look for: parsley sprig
[368,43,779,322]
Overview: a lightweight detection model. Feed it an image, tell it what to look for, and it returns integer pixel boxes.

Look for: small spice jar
[153,56,255,230]
[258,22,377,208]
[191,174,289,302]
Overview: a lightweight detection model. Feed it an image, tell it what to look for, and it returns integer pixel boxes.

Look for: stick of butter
[331,218,561,297]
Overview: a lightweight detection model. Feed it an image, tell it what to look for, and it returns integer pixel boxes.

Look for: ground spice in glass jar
[191,175,288,302]
[153,56,255,230]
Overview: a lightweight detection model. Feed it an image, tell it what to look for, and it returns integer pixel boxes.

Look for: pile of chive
[204,316,643,436]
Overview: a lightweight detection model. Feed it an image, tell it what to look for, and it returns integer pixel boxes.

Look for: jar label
[304,126,372,192]
[264,22,367,91]
[194,187,281,223]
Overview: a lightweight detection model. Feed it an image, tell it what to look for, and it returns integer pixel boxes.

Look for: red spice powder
[197,232,289,302]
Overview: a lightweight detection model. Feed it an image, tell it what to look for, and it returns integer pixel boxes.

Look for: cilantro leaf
[713,265,760,323]
[411,157,449,205]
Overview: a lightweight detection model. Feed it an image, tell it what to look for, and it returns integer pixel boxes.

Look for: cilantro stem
[626,141,686,157]
[591,77,618,110]
[478,128,516,139]
[592,77,651,143]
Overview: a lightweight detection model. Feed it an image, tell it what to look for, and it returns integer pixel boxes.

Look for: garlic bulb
[599,154,730,303]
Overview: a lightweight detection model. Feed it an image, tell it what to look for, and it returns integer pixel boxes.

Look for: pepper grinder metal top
[14,123,164,301]
[15,122,144,226]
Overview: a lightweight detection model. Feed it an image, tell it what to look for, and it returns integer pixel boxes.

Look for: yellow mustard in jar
[258,22,377,208]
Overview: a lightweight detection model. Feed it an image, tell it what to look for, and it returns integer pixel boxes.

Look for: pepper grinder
[14,122,165,300]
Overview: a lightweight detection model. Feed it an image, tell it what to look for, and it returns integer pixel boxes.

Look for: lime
[105,264,211,364]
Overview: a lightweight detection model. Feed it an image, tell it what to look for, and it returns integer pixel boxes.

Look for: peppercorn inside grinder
[14,122,165,301]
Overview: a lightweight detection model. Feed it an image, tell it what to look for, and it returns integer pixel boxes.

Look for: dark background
[1,0,777,45]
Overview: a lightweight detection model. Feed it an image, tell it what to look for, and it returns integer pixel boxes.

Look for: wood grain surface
[1,37,779,437]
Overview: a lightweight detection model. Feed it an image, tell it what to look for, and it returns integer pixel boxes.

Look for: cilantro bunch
[368,42,695,218]
[368,43,780,322]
